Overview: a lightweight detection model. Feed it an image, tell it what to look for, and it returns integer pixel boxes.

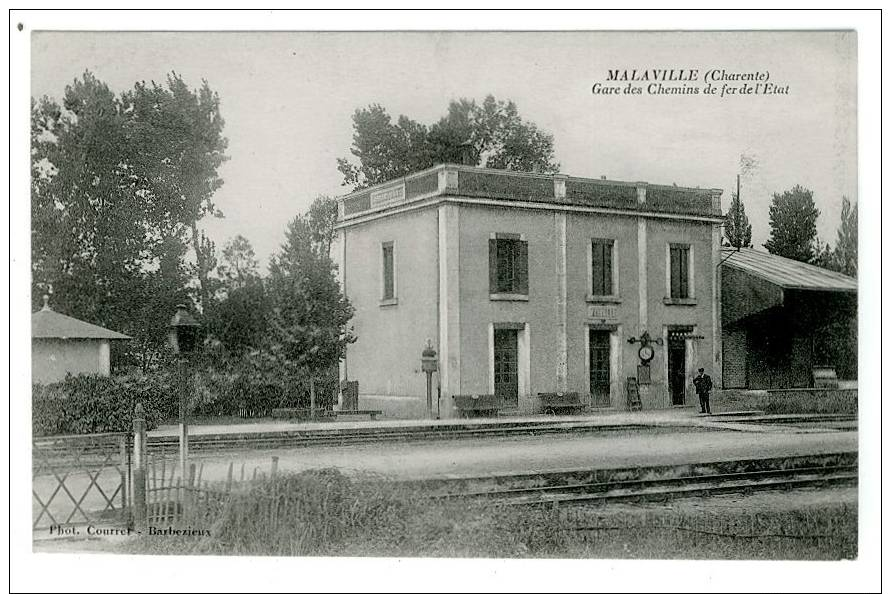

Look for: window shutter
[680,247,689,298]
[382,245,394,299]
[603,242,613,295]
[489,238,498,293]
[591,242,603,294]
[515,240,529,295]
[670,247,680,298]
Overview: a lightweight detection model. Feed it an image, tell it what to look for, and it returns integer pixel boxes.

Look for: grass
[711,389,857,415]
[127,468,857,560]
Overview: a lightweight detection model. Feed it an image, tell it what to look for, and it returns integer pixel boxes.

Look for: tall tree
[124,73,229,311]
[723,190,753,248]
[265,214,355,377]
[306,196,339,259]
[764,185,820,263]
[833,196,858,277]
[337,95,559,189]
[194,230,220,311]
[202,235,266,357]
[31,71,229,368]
[217,234,260,292]
[724,152,757,249]
[812,237,835,270]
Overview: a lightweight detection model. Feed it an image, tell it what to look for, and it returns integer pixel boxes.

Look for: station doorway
[493,328,519,407]
[589,329,611,406]
[668,326,694,405]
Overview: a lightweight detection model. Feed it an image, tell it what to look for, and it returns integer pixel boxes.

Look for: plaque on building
[370,185,405,208]
[588,305,618,320]
[637,364,651,385]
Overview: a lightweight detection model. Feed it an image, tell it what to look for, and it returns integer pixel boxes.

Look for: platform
[149,408,850,440]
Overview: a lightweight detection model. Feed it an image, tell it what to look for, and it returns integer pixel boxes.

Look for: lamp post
[168,304,200,482]
[420,339,438,419]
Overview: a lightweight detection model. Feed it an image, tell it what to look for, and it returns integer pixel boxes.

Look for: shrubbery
[32,374,177,436]
[32,364,341,436]
[190,366,339,419]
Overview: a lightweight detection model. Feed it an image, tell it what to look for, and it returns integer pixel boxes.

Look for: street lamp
[168,304,201,481]
[420,339,438,419]
[168,304,201,356]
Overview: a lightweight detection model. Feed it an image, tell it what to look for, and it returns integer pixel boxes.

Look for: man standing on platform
[693,367,712,414]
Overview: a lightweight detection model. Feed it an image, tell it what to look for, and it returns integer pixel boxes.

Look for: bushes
[190,366,339,418]
[32,374,177,436]
[712,388,858,415]
[761,389,858,415]
[32,365,341,435]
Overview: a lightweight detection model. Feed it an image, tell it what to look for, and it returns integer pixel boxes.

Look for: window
[489,235,528,296]
[381,241,395,302]
[591,240,614,296]
[669,244,690,299]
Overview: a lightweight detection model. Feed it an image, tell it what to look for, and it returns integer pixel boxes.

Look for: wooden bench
[537,392,588,415]
[334,409,382,421]
[453,394,504,418]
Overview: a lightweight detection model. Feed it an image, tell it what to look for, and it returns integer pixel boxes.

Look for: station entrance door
[668,326,693,406]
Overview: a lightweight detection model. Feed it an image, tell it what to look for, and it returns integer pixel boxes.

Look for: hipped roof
[32,304,131,340]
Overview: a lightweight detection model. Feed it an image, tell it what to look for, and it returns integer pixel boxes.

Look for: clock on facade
[638,344,655,364]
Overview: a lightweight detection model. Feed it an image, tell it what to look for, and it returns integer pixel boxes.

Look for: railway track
[422,453,858,506]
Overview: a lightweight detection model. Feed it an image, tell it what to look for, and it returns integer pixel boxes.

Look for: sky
[31,30,857,268]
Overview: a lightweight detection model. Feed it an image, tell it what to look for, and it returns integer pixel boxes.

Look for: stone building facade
[335,164,723,418]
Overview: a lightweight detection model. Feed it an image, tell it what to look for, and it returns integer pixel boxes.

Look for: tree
[204,234,267,356]
[723,190,753,248]
[124,73,229,312]
[833,196,858,277]
[337,95,560,189]
[265,214,355,378]
[31,71,229,369]
[764,185,820,263]
[194,230,220,311]
[31,75,141,324]
[217,234,260,292]
[812,237,835,270]
[724,153,757,249]
[204,281,269,357]
[306,196,339,259]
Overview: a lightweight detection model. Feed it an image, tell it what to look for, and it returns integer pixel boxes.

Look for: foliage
[130,471,856,560]
[306,196,339,258]
[203,281,269,356]
[130,469,423,556]
[190,359,340,417]
[265,214,355,375]
[723,191,752,248]
[31,362,341,435]
[812,237,835,270]
[337,95,560,189]
[711,388,857,415]
[833,196,857,277]
[31,71,228,370]
[764,185,820,263]
[217,234,260,292]
[32,374,177,436]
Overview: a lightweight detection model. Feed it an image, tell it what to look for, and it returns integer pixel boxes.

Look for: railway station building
[334,164,724,418]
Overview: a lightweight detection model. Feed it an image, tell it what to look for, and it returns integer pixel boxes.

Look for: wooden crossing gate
[32,432,130,530]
